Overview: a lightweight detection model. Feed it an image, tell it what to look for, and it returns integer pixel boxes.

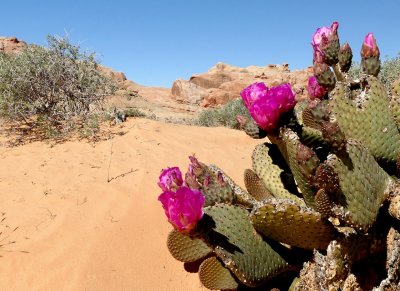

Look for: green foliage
[195,98,250,128]
[0,35,117,139]
[122,107,147,118]
[379,52,400,91]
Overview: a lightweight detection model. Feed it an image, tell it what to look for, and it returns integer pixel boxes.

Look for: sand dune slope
[0,119,260,291]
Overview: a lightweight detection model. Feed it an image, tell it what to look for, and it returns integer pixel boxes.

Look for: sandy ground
[0,118,260,291]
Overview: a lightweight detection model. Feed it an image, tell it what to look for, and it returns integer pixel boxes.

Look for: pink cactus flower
[312,26,332,48]
[361,33,380,58]
[308,76,327,100]
[312,21,339,47]
[241,83,296,132]
[240,82,268,108]
[268,83,296,113]
[158,186,205,233]
[158,167,183,191]
[248,99,280,132]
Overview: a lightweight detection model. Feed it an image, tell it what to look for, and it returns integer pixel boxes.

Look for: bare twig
[107,140,114,182]
[107,168,138,183]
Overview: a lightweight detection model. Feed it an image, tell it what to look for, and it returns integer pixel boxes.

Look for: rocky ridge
[171,62,312,107]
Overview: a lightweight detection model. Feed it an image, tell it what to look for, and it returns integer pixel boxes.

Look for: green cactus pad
[244,168,273,201]
[302,105,323,131]
[301,100,330,131]
[294,100,308,125]
[301,126,325,146]
[315,67,336,90]
[281,129,317,208]
[328,139,391,230]
[167,229,212,263]
[199,204,289,287]
[390,98,400,130]
[330,77,400,162]
[202,183,235,207]
[252,142,305,205]
[243,119,267,139]
[198,256,239,290]
[322,39,340,66]
[390,80,400,129]
[251,198,336,250]
[208,164,255,207]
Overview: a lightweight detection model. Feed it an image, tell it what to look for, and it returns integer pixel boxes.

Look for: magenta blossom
[248,99,280,132]
[312,21,339,48]
[361,33,380,58]
[158,186,205,233]
[240,82,268,108]
[158,167,183,191]
[312,26,332,48]
[308,76,327,100]
[268,83,296,113]
[240,83,296,132]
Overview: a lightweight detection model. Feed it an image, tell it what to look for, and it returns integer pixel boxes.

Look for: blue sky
[1,0,399,87]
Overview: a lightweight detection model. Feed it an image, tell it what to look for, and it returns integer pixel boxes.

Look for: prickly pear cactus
[157,22,400,290]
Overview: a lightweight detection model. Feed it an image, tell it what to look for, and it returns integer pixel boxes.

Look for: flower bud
[361,33,380,58]
[338,42,353,73]
[361,33,381,76]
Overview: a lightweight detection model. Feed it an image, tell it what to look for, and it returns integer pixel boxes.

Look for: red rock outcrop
[171,62,313,107]
[0,37,27,53]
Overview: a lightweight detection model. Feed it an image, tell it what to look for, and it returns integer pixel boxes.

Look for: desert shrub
[195,98,250,129]
[348,62,361,80]
[123,107,147,118]
[0,35,117,139]
[379,52,400,91]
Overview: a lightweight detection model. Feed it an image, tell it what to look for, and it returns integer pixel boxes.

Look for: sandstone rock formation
[0,37,27,53]
[171,62,313,107]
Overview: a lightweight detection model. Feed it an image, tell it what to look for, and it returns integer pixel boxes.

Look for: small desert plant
[0,35,117,139]
[123,107,147,118]
[195,98,250,129]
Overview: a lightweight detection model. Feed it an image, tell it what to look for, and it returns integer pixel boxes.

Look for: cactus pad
[281,129,317,208]
[198,256,239,290]
[328,139,391,230]
[251,198,336,250]
[244,168,273,201]
[167,229,212,263]
[208,164,255,207]
[199,204,289,287]
[330,77,400,162]
[202,183,235,207]
[252,142,305,205]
